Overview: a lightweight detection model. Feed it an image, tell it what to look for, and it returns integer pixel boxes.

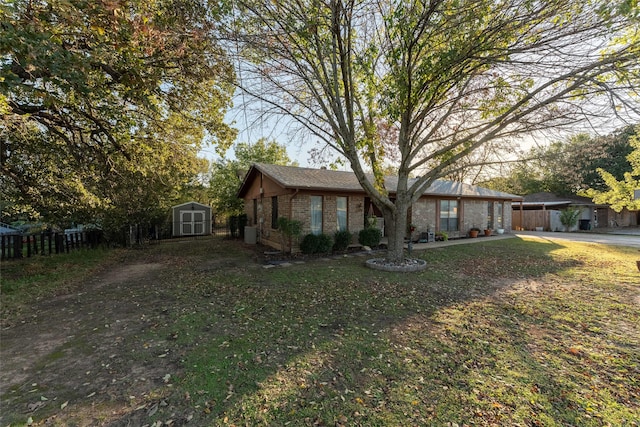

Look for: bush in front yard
[359,227,382,247]
[316,233,333,254]
[333,230,352,252]
[301,233,334,254]
[300,234,319,254]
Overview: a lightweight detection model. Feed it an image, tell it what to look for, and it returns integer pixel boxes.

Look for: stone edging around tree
[365,258,427,273]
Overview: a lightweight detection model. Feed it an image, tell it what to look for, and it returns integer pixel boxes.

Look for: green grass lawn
[173,238,640,426]
[0,247,119,322]
[1,236,639,426]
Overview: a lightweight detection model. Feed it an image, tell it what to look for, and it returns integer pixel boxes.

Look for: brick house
[237,163,523,251]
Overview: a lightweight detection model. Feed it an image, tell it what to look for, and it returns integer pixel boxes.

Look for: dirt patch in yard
[0,249,196,426]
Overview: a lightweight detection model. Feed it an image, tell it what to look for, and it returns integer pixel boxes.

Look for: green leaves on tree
[1,0,236,230]
[208,138,295,217]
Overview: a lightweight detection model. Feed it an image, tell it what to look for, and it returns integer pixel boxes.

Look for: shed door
[181,211,205,235]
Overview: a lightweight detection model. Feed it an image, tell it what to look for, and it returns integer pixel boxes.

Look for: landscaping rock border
[365,257,427,272]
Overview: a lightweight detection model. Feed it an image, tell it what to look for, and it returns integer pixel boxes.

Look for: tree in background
[585,126,640,212]
[209,138,295,217]
[538,126,637,194]
[480,162,552,196]
[481,125,638,196]
[230,0,639,262]
[0,0,235,232]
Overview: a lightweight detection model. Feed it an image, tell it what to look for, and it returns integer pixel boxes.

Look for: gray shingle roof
[422,180,522,199]
[522,192,594,204]
[253,163,365,191]
[244,163,522,200]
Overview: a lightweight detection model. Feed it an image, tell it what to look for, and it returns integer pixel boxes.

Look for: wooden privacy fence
[512,210,551,231]
[0,230,103,260]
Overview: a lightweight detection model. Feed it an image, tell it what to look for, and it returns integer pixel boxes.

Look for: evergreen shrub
[300,234,319,254]
[316,233,333,254]
[333,230,352,252]
[359,227,382,247]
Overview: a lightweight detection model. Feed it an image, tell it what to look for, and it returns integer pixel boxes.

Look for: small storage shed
[171,201,212,237]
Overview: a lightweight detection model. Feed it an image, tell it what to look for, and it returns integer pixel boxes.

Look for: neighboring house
[237,163,522,252]
[0,222,20,235]
[512,192,639,231]
[171,201,212,237]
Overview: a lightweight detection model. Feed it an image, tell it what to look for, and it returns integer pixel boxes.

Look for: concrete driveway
[515,230,640,249]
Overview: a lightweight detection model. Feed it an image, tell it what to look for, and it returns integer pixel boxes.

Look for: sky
[198,104,334,169]
[198,92,637,176]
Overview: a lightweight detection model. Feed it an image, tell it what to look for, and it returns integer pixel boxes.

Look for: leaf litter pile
[1,236,638,426]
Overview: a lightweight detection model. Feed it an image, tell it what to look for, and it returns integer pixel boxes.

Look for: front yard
[1,236,638,426]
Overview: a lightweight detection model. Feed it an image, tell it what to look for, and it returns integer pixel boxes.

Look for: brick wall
[348,196,365,231]
[244,188,515,251]
[462,200,513,232]
[291,194,309,231]
[503,202,513,231]
[324,195,338,233]
[243,194,294,251]
[411,199,437,231]
[409,198,514,237]
[290,194,366,236]
[462,200,486,231]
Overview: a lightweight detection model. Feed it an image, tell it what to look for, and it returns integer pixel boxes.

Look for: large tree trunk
[381,196,410,263]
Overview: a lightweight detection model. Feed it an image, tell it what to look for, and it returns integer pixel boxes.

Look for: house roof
[248,163,366,192]
[421,180,522,199]
[238,163,522,200]
[522,192,597,206]
[519,201,575,207]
